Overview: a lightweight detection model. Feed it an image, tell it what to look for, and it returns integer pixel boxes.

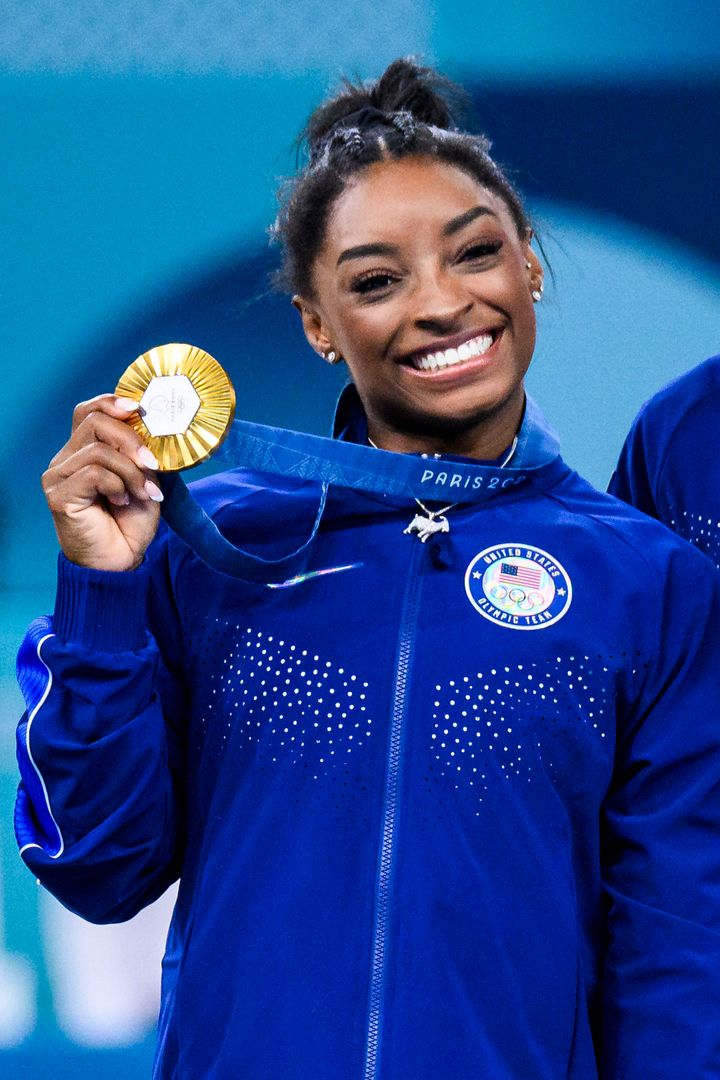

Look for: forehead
[324,156,511,251]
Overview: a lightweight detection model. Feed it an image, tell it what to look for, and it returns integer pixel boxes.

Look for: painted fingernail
[137,447,159,469]
[115,397,139,412]
[144,479,164,502]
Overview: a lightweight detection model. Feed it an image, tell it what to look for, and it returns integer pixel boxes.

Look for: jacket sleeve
[607,407,660,519]
[600,541,720,1075]
[14,542,187,923]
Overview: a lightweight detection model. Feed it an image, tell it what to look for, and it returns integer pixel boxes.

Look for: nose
[411,264,473,333]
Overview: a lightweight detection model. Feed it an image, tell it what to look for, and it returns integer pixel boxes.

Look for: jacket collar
[332,383,561,470]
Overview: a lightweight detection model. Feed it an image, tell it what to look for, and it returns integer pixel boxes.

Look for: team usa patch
[464,544,572,630]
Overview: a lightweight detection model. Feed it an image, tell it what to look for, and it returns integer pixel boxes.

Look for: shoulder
[609,355,720,514]
[630,353,720,440]
[550,470,716,575]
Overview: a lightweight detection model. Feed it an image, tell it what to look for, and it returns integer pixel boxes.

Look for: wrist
[53,553,151,652]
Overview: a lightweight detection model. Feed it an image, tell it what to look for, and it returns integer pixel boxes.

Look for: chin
[426,388,521,426]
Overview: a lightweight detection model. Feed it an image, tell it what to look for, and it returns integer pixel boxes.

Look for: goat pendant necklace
[367,435,518,542]
[403,501,455,543]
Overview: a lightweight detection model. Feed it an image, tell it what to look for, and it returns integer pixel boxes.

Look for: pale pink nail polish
[137,447,160,470]
[144,480,164,502]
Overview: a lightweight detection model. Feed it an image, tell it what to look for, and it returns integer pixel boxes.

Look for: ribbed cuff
[53,554,151,652]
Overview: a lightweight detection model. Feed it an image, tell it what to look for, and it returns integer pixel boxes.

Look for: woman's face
[297,156,543,457]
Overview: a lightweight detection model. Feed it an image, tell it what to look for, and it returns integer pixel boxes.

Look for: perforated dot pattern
[667,507,720,568]
[429,655,615,812]
[202,626,373,777]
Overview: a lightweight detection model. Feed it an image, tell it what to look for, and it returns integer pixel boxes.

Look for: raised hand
[42,394,164,571]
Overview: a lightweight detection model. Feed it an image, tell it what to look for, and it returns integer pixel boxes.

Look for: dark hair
[272,57,532,298]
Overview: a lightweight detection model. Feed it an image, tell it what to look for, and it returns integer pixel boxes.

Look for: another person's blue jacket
[610,352,720,568]
[15,388,720,1078]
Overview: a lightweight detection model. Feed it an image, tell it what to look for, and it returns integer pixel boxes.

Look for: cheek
[515,286,536,328]
[514,303,537,366]
[335,306,397,360]
[504,277,537,341]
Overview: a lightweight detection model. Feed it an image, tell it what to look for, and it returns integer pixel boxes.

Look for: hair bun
[370,58,459,128]
[303,56,463,159]
[276,58,529,299]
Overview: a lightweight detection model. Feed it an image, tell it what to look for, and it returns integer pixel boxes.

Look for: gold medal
[115,343,236,471]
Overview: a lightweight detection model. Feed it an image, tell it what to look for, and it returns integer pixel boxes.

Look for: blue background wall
[2,2,719,1074]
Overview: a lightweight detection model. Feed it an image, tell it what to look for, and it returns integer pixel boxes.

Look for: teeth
[414,333,493,372]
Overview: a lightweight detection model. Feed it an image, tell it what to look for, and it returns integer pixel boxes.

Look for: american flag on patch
[499,562,543,589]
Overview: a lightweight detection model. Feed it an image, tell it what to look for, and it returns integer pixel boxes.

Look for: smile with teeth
[410,332,495,372]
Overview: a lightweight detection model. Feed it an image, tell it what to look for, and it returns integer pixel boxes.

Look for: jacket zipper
[364,540,425,1080]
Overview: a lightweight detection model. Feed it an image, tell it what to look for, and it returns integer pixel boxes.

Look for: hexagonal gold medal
[115,344,236,471]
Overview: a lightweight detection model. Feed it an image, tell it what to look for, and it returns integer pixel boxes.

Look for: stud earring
[324,349,341,364]
[532,285,543,303]
[525,260,532,270]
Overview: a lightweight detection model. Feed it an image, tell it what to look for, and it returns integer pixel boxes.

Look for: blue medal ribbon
[158,395,562,583]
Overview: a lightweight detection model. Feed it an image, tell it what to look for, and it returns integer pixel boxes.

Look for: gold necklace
[367,435,518,543]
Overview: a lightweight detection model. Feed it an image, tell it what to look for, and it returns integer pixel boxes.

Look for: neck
[366,394,526,461]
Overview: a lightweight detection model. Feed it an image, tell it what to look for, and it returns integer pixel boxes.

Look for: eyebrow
[335,206,499,266]
[442,205,497,236]
[337,242,399,267]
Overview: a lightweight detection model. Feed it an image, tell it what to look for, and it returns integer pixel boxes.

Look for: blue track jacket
[610,352,720,568]
[15,389,720,1078]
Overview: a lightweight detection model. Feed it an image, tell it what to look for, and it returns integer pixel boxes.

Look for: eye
[350,270,400,295]
[458,239,503,262]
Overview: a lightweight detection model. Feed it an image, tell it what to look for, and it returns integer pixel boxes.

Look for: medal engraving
[140,375,201,437]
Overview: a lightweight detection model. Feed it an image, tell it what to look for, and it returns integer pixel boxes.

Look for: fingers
[42,392,166,570]
[43,442,162,512]
[45,394,164,516]
[53,401,154,470]
[71,392,140,434]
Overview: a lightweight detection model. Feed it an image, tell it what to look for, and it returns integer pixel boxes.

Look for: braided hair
[273,57,531,298]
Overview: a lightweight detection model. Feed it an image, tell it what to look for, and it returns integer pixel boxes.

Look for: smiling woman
[296,158,541,458]
[13,58,720,1080]
[277,61,542,459]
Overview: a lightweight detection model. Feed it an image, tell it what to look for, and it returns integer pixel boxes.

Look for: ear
[522,236,544,296]
[292,295,335,359]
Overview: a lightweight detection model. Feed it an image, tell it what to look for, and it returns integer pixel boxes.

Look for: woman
[15,60,720,1078]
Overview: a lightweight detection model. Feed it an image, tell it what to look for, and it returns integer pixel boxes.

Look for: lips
[400,328,501,374]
